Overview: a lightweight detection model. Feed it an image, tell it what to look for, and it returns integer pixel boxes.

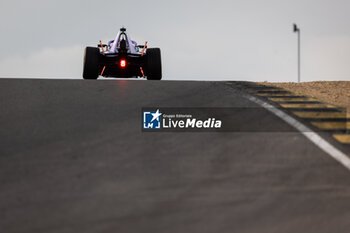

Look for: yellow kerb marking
[293,112,350,119]
[269,97,314,102]
[257,93,296,97]
[280,103,336,109]
[333,134,350,144]
[311,122,350,130]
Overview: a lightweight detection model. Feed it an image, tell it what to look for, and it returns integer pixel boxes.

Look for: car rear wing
[98,44,147,50]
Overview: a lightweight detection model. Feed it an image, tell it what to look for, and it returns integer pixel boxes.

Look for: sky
[0,0,350,82]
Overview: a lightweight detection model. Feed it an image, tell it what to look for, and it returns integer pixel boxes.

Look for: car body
[83,27,162,80]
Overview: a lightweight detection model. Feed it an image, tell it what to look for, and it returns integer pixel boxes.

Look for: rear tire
[146,48,162,80]
[83,47,100,79]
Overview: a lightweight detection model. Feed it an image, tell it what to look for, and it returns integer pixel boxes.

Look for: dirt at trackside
[258,81,350,112]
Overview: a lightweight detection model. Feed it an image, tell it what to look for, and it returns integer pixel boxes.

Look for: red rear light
[120,59,126,68]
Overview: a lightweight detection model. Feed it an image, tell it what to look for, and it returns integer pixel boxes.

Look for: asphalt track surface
[1,79,350,233]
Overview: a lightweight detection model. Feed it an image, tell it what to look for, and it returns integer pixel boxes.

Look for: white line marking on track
[246,95,350,171]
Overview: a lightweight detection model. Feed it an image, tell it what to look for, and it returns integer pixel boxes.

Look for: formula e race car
[83,27,162,80]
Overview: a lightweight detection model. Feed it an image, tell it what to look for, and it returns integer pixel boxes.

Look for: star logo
[143,109,162,129]
[151,109,162,122]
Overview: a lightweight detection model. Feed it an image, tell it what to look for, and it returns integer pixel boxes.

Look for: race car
[83,27,162,80]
